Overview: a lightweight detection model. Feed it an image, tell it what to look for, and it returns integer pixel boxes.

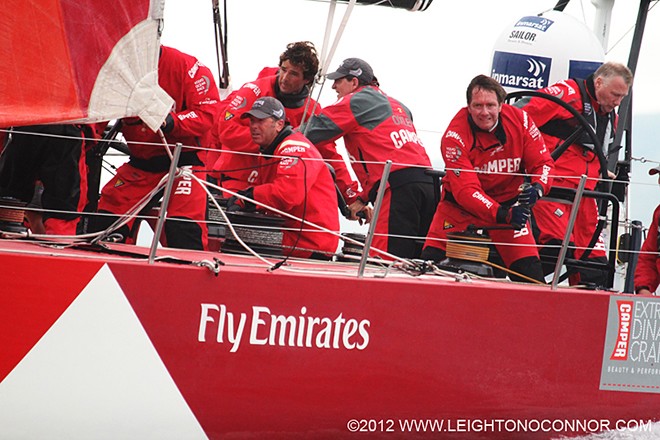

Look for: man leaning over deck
[213,42,330,197]
[514,61,633,288]
[89,45,221,250]
[300,58,436,260]
[225,97,339,259]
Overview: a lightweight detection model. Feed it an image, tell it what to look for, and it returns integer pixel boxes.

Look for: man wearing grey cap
[226,97,339,259]
[301,58,436,260]
[634,165,660,295]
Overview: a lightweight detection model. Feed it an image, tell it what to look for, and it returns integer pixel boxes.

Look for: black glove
[226,187,256,213]
[517,182,543,207]
[161,113,175,133]
[496,204,531,230]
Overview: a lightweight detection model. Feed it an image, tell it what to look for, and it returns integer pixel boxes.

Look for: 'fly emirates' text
[198,304,371,352]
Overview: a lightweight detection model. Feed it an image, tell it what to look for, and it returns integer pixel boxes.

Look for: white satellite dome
[490,10,605,92]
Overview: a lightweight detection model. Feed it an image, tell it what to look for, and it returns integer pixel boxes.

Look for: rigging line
[606,1,657,55]
[578,0,587,24]
[631,156,660,165]
[301,78,326,131]
[89,171,177,245]
[187,171,276,267]
[211,0,230,90]
[158,128,174,160]
[193,171,406,263]
[319,0,357,77]
[101,162,118,175]
[7,128,87,144]
[269,156,309,272]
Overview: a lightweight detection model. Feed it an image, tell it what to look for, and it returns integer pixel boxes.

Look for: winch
[0,197,28,233]
[439,229,495,277]
[207,195,285,255]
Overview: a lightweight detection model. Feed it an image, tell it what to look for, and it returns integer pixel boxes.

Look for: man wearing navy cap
[227,97,339,259]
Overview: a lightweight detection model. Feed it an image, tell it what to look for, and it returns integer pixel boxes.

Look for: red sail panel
[0,0,167,128]
[60,1,151,114]
[0,0,81,125]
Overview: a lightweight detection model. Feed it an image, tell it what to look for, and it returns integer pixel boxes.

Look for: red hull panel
[1,244,658,438]
[0,255,103,382]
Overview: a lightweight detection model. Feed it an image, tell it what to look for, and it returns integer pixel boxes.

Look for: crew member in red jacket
[90,46,221,250]
[634,166,660,295]
[301,58,435,259]
[226,97,339,259]
[421,75,554,283]
[214,42,353,199]
[514,61,633,286]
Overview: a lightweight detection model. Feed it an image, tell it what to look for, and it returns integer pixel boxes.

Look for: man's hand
[496,204,531,230]
[517,182,543,207]
[226,187,256,213]
[348,199,373,225]
[636,287,653,295]
[508,205,531,230]
[161,113,175,133]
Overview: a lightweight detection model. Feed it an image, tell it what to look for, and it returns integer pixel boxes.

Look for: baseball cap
[326,58,374,84]
[649,165,660,175]
[241,97,285,120]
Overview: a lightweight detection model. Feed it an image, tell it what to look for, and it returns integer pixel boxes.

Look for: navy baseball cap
[241,97,285,120]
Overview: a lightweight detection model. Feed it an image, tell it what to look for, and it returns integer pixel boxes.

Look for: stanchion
[358,160,391,278]
[551,175,587,290]
[148,143,182,264]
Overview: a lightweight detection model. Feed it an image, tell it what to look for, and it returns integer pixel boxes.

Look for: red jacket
[215,73,324,185]
[253,130,339,257]
[303,85,429,203]
[121,46,221,162]
[440,105,554,222]
[635,205,660,293]
[515,77,615,190]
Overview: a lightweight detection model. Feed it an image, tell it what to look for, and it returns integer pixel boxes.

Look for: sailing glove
[517,182,544,207]
[226,187,256,213]
[496,204,530,230]
[161,113,175,133]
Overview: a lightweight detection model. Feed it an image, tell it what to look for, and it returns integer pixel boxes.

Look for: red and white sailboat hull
[1,240,658,439]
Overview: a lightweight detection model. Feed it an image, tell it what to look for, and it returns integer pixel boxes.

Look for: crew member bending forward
[514,61,632,287]
[302,58,436,259]
[226,97,339,259]
[90,46,221,250]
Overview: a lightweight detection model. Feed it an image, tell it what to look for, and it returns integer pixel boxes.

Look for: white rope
[187,168,408,264]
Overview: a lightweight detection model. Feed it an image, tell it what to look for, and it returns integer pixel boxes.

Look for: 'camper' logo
[610,300,633,361]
